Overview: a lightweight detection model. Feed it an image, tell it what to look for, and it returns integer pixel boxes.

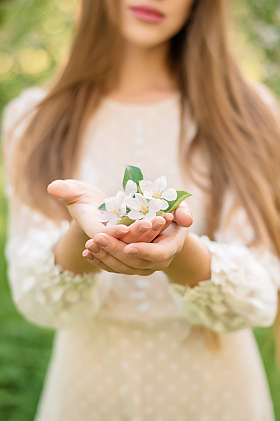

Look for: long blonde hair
[6,0,280,354]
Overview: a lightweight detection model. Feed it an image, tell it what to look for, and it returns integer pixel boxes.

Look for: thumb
[47,179,84,204]
[173,203,193,228]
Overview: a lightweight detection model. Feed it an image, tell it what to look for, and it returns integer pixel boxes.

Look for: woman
[3,1,280,420]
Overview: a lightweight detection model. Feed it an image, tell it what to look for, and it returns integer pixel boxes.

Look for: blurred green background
[0,0,279,420]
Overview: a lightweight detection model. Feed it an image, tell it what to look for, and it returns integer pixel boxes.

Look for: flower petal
[105,196,118,212]
[148,198,164,212]
[140,180,154,195]
[107,215,119,226]
[120,202,127,216]
[143,191,154,200]
[160,199,169,210]
[116,191,127,207]
[143,210,157,220]
[97,212,113,223]
[126,198,140,211]
[125,180,137,197]
[154,176,167,192]
[162,188,177,201]
[135,193,148,206]
[128,210,143,220]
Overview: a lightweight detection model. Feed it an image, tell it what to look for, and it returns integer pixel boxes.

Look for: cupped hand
[83,221,188,276]
[47,179,128,239]
[47,179,175,243]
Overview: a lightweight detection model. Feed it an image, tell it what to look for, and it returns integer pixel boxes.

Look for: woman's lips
[130,5,165,23]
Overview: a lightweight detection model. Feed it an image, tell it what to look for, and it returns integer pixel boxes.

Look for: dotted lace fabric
[3,88,279,421]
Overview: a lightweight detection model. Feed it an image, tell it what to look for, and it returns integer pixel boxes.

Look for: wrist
[164,233,211,287]
[69,219,90,242]
[54,219,99,274]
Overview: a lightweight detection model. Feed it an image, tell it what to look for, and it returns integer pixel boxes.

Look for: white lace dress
[3,88,280,421]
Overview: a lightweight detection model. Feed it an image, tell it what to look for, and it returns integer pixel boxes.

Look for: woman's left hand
[83,222,188,276]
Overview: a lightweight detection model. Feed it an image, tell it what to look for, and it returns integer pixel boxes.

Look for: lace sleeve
[170,193,280,333]
[170,85,280,333]
[3,89,112,329]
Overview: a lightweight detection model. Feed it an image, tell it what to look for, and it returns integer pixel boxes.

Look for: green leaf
[117,216,135,226]
[165,191,192,213]
[98,203,106,211]
[122,165,143,190]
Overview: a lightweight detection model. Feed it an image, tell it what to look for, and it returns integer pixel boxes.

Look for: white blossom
[140,176,177,208]
[126,193,167,221]
[98,191,127,226]
[124,180,138,197]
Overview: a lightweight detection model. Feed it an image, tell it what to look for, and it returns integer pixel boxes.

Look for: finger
[119,219,152,244]
[82,250,118,273]
[124,224,187,262]
[47,179,105,206]
[120,217,167,244]
[82,246,154,275]
[135,216,166,243]
[173,204,193,227]
[103,224,130,238]
[86,234,149,269]
[47,180,82,203]
[157,213,173,235]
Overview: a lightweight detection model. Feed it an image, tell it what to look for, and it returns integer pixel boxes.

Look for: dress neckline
[102,91,181,110]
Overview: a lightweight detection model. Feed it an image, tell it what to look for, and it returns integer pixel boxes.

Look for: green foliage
[122,165,144,190]
[254,327,280,418]
[117,215,135,226]
[98,203,106,211]
[0,0,75,111]
[233,0,280,96]
[165,191,192,213]
[0,320,53,421]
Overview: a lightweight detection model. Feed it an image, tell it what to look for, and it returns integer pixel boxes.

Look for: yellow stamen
[153,189,162,199]
[113,206,120,215]
[140,205,149,215]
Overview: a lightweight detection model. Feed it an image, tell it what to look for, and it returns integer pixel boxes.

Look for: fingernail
[126,247,139,255]
[165,213,174,221]
[138,225,150,233]
[82,250,94,261]
[116,229,128,236]
[187,213,193,224]
[95,235,109,248]
[85,239,94,248]
[89,243,101,254]
[153,222,164,231]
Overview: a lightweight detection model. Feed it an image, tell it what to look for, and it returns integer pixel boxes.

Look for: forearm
[164,233,211,287]
[54,220,100,274]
